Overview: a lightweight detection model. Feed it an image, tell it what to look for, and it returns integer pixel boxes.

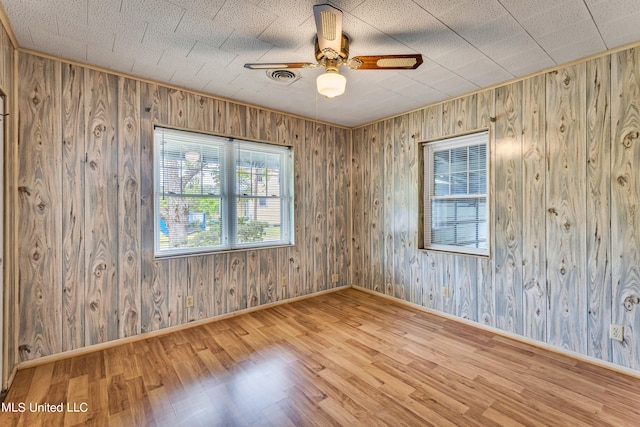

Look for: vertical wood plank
[611,48,640,369]
[455,257,477,320]
[443,95,477,134]
[2,27,8,87]
[4,31,17,373]
[171,258,185,324]
[461,95,478,131]
[275,113,289,145]
[61,63,85,352]
[288,117,304,296]
[494,82,524,334]
[213,99,226,134]
[186,93,213,133]
[326,125,337,288]
[259,110,277,142]
[369,123,384,293]
[361,125,371,289]
[393,115,409,301]
[409,111,422,305]
[84,69,119,345]
[227,102,246,137]
[442,100,454,135]
[247,251,260,308]
[213,254,227,316]
[478,256,494,327]
[334,127,350,287]
[117,77,141,338]
[228,252,247,312]
[278,247,289,300]
[440,254,454,314]
[304,121,315,294]
[424,104,443,140]
[0,27,5,90]
[260,249,277,303]
[383,119,395,296]
[477,90,493,128]
[522,74,547,342]
[586,56,612,362]
[350,127,363,288]
[163,211,186,330]
[188,256,212,320]
[313,123,327,291]
[245,106,259,140]
[421,252,438,310]
[149,261,170,330]
[140,83,169,333]
[546,64,587,354]
[18,54,62,360]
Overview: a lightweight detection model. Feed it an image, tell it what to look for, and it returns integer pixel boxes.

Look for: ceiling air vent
[266,69,301,85]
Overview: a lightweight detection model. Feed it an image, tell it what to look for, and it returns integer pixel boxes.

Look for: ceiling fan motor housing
[315,34,350,65]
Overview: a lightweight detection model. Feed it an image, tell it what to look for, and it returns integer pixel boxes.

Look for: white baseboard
[352,285,640,379]
[18,285,350,370]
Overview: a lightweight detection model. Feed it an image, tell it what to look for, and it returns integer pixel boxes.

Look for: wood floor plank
[64,374,89,426]
[2,288,639,426]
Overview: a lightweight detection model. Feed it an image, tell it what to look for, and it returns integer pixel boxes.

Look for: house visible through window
[422,131,489,256]
[154,126,294,257]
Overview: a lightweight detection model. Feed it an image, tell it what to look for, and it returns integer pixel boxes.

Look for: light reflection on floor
[162,346,294,425]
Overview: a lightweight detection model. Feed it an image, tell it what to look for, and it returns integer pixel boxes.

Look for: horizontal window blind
[423,131,488,256]
[154,127,293,257]
[229,142,293,248]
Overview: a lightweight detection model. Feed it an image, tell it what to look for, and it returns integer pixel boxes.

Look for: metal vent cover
[266,69,301,84]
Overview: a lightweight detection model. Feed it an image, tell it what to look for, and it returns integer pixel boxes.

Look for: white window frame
[423,131,489,256]
[154,126,294,258]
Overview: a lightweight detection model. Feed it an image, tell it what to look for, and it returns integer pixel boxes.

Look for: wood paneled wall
[0,18,17,388]
[16,52,351,361]
[352,46,640,372]
[13,44,640,373]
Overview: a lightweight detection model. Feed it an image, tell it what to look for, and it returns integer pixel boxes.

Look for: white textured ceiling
[3,0,640,127]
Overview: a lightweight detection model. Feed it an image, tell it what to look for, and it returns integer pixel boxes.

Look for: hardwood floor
[2,288,639,426]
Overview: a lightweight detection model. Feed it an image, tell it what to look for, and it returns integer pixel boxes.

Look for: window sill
[418,247,490,259]
[154,243,295,260]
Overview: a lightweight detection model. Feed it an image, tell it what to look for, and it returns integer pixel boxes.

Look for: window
[423,131,488,256]
[154,126,294,257]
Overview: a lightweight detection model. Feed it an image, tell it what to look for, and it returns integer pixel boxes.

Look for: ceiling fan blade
[313,3,343,55]
[244,62,317,69]
[348,54,423,70]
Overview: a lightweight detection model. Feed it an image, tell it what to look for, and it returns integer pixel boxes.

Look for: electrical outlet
[281,276,287,286]
[442,287,449,298]
[331,274,339,283]
[610,324,624,342]
[185,295,194,308]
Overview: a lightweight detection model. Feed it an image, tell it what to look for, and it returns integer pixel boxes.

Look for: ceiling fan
[244,3,423,98]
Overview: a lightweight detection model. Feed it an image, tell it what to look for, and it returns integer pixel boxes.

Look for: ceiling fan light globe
[317,71,346,98]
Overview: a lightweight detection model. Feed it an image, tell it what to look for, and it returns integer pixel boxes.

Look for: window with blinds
[154,126,294,257]
[423,131,489,256]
